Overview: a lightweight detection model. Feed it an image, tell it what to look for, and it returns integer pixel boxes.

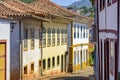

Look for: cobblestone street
[32,66,95,80]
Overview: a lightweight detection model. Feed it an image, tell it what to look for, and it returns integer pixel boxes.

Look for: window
[39,29,42,47]
[100,0,105,11]
[74,24,76,38]
[112,0,117,3]
[61,29,64,45]
[63,29,66,44]
[100,0,102,10]
[83,26,85,38]
[52,29,55,46]
[108,0,111,6]
[43,59,46,69]
[30,28,34,49]
[57,29,60,45]
[81,26,82,38]
[24,66,27,74]
[39,60,41,67]
[86,27,88,38]
[77,25,79,38]
[52,57,55,67]
[57,56,59,65]
[24,28,28,50]
[65,30,67,44]
[31,63,34,71]
[48,28,51,47]
[77,51,79,64]
[42,28,46,47]
[47,58,51,69]
[74,51,76,65]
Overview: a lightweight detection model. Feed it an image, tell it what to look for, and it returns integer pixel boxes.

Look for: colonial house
[68,22,89,73]
[29,0,93,75]
[0,0,93,80]
[94,0,120,80]
[0,0,50,80]
[0,1,33,80]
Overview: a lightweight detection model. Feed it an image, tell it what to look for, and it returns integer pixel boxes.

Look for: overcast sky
[51,0,80,6]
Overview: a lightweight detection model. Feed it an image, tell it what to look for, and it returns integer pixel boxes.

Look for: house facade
[0,0,93,80]
[68,21,90,73]
[0,1,33,80]
[94,0,120,80]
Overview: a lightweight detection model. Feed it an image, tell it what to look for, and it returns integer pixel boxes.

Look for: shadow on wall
[50,76,89,80]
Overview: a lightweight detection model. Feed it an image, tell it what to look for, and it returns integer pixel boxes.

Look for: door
[61,55,63,72]
[80,51,82,69]
[0,43,6,80]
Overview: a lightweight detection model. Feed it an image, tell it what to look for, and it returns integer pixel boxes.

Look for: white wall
[10,20,21,79]
[0,19,10,80]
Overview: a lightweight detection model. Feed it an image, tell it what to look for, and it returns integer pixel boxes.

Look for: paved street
[35,67,95,80]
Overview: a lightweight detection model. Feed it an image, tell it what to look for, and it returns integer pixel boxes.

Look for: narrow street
[32,67,95,80]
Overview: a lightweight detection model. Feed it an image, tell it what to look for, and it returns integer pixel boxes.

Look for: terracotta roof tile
[5,0,48,16]
[29,0,94,25]
[0,1,31,17]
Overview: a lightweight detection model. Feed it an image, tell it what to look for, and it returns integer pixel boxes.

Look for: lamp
[10,20,16,32]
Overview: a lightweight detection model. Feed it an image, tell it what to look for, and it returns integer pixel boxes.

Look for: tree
[20,0,36,3]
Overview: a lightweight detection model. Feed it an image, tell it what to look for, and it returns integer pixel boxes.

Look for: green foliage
[20,0,37,3]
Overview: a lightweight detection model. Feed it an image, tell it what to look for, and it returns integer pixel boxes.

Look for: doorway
[0,42,6,80]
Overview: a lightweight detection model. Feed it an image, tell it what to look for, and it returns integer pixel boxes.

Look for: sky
[51,0,80,6]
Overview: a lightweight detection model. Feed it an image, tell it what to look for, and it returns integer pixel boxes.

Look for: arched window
[57,56,60,65]
[57,29,60,45]
[52,57,55,67]
[42,28,46,47]
[47,28,51,47]
[52,29,55,46]
[43,59,46,69]
[47,58,51,69]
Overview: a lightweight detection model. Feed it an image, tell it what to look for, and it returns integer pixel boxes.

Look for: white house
[94,0,120,80]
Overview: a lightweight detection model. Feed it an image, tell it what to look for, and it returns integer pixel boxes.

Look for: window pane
[24,28,28,49]
[30,28,34,49]
[52,29,55,46]
[48,28,51,47]
[57,29,60,45]
[74,24,76,38]
[42,28,46,47]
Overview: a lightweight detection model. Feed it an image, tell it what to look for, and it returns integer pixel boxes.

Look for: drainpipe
[40,21,44,76]
[19,19,23,80]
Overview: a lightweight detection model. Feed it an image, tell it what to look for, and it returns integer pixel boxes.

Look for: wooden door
[0,43,6,80]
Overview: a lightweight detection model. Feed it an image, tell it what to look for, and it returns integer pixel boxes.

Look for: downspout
[117,0,119,80]
[96,0,100,80]
[19,19,23,80]
[40,21,43,76]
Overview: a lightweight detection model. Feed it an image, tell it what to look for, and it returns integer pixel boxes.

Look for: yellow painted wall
[42,22,67,75]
